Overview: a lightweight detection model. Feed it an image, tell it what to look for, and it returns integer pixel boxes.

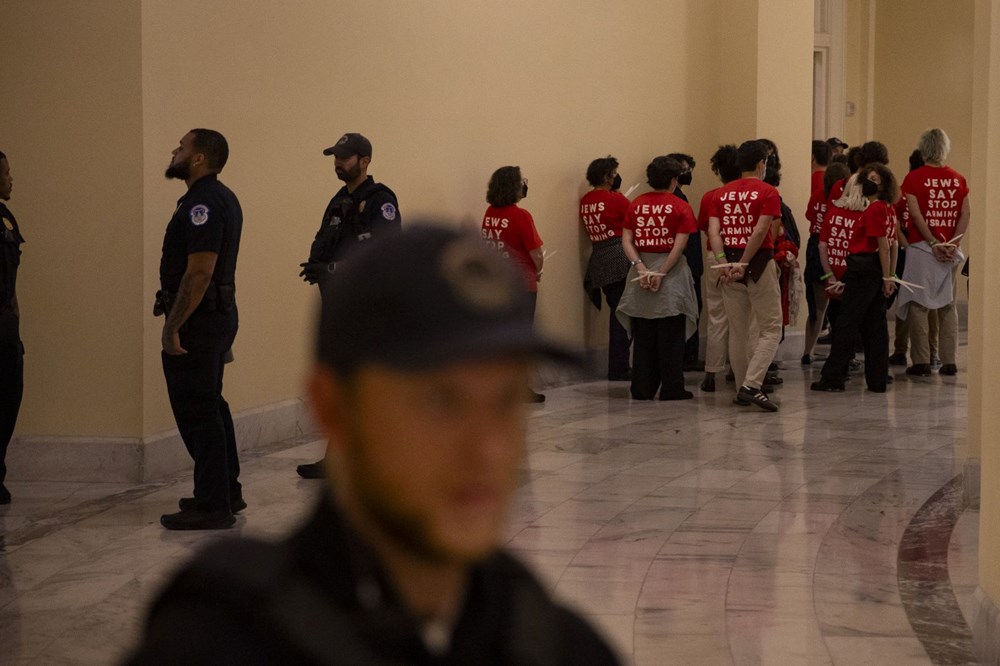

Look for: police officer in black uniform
[156,129,244,530]
[0,150,24,505]
[296,133,400,479]
[127,227,619,665]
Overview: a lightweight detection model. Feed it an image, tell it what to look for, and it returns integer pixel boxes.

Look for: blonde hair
[834,173,869,212]
[918,128,951,165]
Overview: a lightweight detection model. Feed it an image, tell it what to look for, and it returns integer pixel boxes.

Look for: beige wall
[873,0,975,178]
[0,0,144,437]
[843,0,875,144]
[0,1,826,439]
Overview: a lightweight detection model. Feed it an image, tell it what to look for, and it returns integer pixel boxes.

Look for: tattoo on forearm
[165,274,199,333]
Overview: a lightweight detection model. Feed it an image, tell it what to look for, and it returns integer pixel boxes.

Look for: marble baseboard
[972,587,1000,665]
[963,459,980,510]
[7,398,317,484]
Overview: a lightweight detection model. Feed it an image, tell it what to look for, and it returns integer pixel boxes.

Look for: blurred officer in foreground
[128,226,619,665]
[297,132,400,479]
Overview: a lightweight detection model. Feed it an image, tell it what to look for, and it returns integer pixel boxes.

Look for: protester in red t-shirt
[696,145,741,393]
[482,165,545,402]
[810,139,831,197]
[707,140,782,411]
[580,156,633,381]
[803,162,850,364]
[812,163,899,393]
[898,128,970,377]
[616,156,698,401]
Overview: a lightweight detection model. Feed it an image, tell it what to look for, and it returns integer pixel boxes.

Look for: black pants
[161,309,240,512]
[820,254,889,390]
[601,280,631,377]
[631,315,686,400]
[683,232,704,364]
[0,311,23,486]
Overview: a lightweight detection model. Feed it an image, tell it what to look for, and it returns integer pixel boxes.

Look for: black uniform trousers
[820,254,889,391]
[0,311,23,487]
[630,314,687,400]
[601,279,631,378]
[161,309,240,512]
[683,231,704,364]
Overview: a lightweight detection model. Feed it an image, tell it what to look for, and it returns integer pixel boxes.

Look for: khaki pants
[893,309,938,357]
[721,262,782,389]
[703,269,728,373]
[908,301,956,365]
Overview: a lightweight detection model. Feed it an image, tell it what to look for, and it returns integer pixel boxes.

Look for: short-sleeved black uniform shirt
[309,176,400,264]
[159,174,243,292]
[0,202,24,315]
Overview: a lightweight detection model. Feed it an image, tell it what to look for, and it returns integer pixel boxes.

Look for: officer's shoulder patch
[381,202,397,221]
[190,204,210,226]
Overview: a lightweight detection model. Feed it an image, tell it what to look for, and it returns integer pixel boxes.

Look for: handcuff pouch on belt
[724,247,774,284]
[153,283,235,317]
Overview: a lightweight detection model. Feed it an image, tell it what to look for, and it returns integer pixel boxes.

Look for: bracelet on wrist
[630,259,643,266]
[820,271,834,281]
[928,239,938,247]
[714,251,726,260]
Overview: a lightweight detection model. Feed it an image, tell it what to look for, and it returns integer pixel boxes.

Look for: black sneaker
[737,385,779,412]
[660,390,694,401]
[939,364,958,376]
[763,372,783,386]
[811,379,845,392]
[801,354,812,365]
[0,484,10,505]
[296,460,326,479]
[179,496,247,513]
[888,352,908,366]
[906,364,933,377]
[160,509,236,531]
[700,375,716,392]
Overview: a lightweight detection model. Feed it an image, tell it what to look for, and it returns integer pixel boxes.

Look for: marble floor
[0,345,979,664]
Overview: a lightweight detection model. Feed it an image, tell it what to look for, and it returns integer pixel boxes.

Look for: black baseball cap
[826,137,849,149]
[316,226,578,374]
[323,133,372,159]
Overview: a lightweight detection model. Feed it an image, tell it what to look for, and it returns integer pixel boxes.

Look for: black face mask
[678,172,693,187]
[521,183,528,199]
[611,174,622,191]
[862,179,879,197]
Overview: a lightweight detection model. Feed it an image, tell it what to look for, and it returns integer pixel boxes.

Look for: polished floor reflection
[0,348,977,664]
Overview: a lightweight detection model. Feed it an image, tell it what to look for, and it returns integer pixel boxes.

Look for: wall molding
[7,398,316,484]
[972,587,1000,665]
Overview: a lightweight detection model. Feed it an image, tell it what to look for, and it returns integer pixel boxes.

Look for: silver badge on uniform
[190,204,210,226]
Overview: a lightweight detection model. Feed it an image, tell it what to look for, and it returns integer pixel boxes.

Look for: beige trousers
[703,269,728,373]
[894,309,938,357]
[908,301,955,365]
[721,262,782,389]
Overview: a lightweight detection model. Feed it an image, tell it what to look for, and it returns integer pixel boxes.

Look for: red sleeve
[697,190,715,232]
[623,199,638,232]
[519,209,543,251]
[678,201,698,234]
[761,186,782,219]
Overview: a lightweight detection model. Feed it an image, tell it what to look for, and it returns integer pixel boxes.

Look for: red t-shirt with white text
[579,190,630,242]
[805,187,826,236]
[901,165,969,244]
[849,201,897,255]
[820,204,863,280]
[481,204,543,292]
[811,169,825,194]
[708,178,781,250]
[624,192,697,253]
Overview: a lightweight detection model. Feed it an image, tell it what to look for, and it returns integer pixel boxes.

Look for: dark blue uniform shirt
[159,174,242,293]
[0,203,24,314]
[309,176,400,264]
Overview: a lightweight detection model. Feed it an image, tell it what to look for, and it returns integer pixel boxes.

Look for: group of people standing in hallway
[569,130,968,411]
